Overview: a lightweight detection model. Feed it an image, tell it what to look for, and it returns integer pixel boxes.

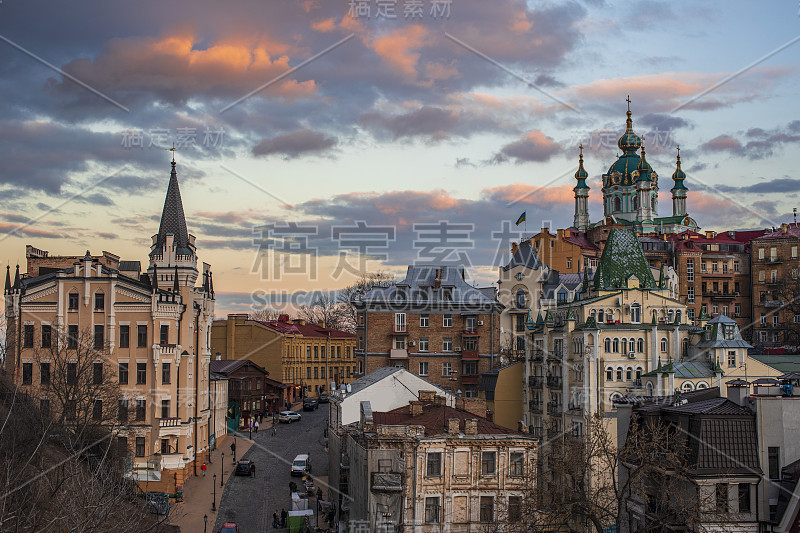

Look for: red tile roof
[258,318,356,339]
[562,229,600,250]
[372,404,523,436]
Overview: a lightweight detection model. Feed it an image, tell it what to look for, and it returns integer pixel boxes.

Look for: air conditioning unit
[477,320,484,326]
[455,347,462,352]
[628,352,636,359]
[408,341,416,347]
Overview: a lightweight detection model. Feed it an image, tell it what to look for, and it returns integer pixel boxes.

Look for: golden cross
[579,143,583,156]
[626,95,631,111]
[167,142,176,163]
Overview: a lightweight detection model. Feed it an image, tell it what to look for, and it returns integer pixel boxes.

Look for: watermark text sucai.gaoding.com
[348,0,452,20]
[120,126,225,150]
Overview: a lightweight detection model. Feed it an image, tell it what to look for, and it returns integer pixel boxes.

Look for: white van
[291,454,311,477]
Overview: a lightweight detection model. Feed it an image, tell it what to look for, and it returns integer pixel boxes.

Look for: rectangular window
[136,363,146,385]
[94,325,104,349]
[758,248,765,260]
[94,292,104,311]
[510,452,524,477]
[160,324,169,345]
[321,367,326,379]
[136,399,146,421]
[93,362,103,384]
[161,399,170,419]
[67,362,77,385]
[22,362,32,385]
[161,438,169,455]
[41,325,51,348]
[137,325,147,348]
[314,367,318,379]
[443,338,453,352]
[68,325,78,348]
[442,362,452,377]
[794,246,799,259]
[118,363,128,384]
[758,270,765,281]
[314,346,319,359]
[728,351,736,367]
[426,452,442,476]
[40,362,50,385]
[68,292,79,310]
[394,336,406,350]
[419,337,429,352]
[716,483,729,513]
[686,259,694,282]
[734,260,740,272]
[92,399,103,421]
[23,325,34,348]
[769,447,780,479]
[307,347,312,359]
[418,362,429,376]
[738,483,751,513]
[515,314,525,332]
[118,400,128,422]
[135,437,145,457]
[443,314,453,327]
[394,313,406,332]
[419,314,429,328]
[761,313,767,326]
[508,496,522,523]
[481,451,496,475]
[735,303,741,316]
[119,325,130,348]
[162,363,171,384]
[442,287,453,301]
[480,496,494,522]
[307,367,311,379]
[687,286,694,303]
[424,497,440,524]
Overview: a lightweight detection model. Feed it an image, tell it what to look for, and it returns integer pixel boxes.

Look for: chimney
[456,397,488,418]
[726,380,750,406]
[465,419,478,435]
[419,390,437,403]
[782,223,789,234]
[435,268,442,290]
[447,418,460,435]
[511,242,519,255]
[319,320,326,328]
[410,400,424,417]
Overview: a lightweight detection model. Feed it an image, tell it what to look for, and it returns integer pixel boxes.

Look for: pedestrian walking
[201,462,207,476]
[272,511,279,529]
[316,487,323,501]
[281,508,287,528]
[272,424,277,436]
[254,420,259,433]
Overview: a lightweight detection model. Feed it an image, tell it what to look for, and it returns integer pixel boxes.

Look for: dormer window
[442,287,453,301]
[395,287,407,301]
[723,325,735,341]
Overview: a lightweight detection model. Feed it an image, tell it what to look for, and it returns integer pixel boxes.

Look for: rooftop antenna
[794,207,797,226]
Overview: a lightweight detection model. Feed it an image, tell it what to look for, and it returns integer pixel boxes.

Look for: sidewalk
[168,432,254,532]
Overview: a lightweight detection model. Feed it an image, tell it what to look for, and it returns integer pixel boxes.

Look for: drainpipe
[412,436,420,533]
[490,305,495,369]
[194,302,200,477]
[176,300,186,474]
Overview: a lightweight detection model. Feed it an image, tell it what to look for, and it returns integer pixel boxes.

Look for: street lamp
[204,513,208,533]
[221,453,224,486]
[212,476,217,511]
[232,435,237,463]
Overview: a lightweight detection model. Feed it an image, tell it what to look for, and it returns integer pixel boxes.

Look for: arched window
[646,381,654,395]
[651,195,656,209]
[606,367,614,381]
[613,196,622,212]
[626,367,632,381]
[682,338,689,357]
[696,381,708,390]
[629,339,636,353]
[612,338,619,352]
[607,309,614,322]
[620,338,627,352]
[668,310,674,323]
[633,196,639,210]
[661,338,668,353]
[675,310,682,324]
[616,367,623,381]
[604,338,611,352]
[681,381,695,392]
[637,338,644,353]
[652,309,658,323]
[597,309,604,323]
[515,289,526,308]
[590,309,597,320]
[635,367,643,381]
[631,303,641,323]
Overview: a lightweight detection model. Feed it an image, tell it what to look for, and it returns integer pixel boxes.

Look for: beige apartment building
[3,160,215,493]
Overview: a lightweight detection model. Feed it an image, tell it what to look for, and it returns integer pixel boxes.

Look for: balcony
[567,403,582,412]
[766,256,783,264]
[389,349,409,359]
[391,326,409,335]
[461,375,479,385]
[528,426,542,438]
[528,376,543,388]
[371,472,402,492]
[547,351,563,361]
[547,375,563,389]
[461,329,480,337]
[529,401,542,414]
[530,348,544,361]
[764,300,784,308]
[159,417,181,427]
[547,402,562,415]
[461,349,479,361]
[704,291,736,300]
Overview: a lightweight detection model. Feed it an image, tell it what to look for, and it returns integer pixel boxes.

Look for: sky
[0,0,799,316]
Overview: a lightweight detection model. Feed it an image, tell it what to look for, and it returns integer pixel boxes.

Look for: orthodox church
[572,101,699,235]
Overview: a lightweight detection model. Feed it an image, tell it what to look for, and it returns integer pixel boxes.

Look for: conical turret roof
[151,161,192,257]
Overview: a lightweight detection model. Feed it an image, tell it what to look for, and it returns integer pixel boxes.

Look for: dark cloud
[496,131,561,163]
[714,178,800,195]
[252,130,337,158]
[700,122,800,160]
[359,107,460,141]
[70,192,116,206]
[638,113,691,131]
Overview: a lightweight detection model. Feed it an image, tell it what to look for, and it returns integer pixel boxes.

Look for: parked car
[318,393,329,403]
[234,459,255,477]
[303,398,319,411]
[279,410,302,423]
[291,453,311,476]
[219,523,240,533]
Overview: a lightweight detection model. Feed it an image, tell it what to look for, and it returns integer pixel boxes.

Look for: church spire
[151,159,192,258]
[4,265,11,293]
[573,144,591,232]
[671,145,688,217]
[13,265,20,290]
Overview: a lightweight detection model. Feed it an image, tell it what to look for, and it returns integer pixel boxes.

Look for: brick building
[3,159,216,493]
[352,265,502,397]
[749,224,800,349]
[211,314,357,400]
[339,391,537,533]
[209,359,288,427]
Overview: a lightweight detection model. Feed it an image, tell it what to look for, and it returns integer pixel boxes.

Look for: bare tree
[767,277,800,352]
[335,271,394,332]
[248,308,284,322]
[297,292,350,331]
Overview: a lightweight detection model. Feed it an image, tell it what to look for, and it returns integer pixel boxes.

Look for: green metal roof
[593,227,658,291]
[749,354,800,374]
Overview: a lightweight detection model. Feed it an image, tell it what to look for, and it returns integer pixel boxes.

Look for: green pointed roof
[566,307,577,321]
[574,145,589,190]
[671,147,687,190]
[593,228,658,290]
